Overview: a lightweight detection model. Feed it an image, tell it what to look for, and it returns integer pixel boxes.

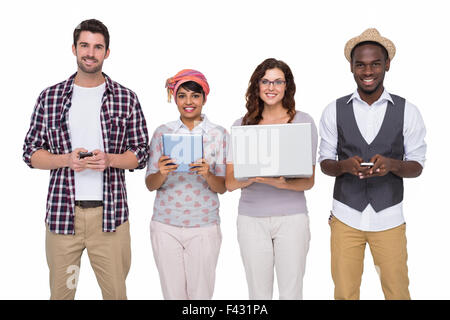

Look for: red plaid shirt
[23,73,149,234]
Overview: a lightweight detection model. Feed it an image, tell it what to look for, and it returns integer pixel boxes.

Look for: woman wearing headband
[145,69,228,300]
[226,58,318,299]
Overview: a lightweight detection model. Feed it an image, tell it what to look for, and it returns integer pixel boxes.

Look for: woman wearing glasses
[225,58,318,299]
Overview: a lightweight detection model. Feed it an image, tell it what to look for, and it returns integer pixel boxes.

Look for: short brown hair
[73,19,110,50]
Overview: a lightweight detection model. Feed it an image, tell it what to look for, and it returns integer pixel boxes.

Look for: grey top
[333,94,405,212]
[230,111,318,217]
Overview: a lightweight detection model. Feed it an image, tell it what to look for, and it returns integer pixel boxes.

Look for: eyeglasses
[259,79,286,87]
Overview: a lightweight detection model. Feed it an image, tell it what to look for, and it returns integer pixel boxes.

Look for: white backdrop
[1,0,448,300]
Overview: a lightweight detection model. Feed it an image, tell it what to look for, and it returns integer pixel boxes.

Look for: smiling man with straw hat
[318,28,427,299]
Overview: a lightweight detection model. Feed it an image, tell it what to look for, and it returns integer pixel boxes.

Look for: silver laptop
[231,123,313,179]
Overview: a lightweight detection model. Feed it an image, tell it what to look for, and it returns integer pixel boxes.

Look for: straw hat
[344,28,396,62]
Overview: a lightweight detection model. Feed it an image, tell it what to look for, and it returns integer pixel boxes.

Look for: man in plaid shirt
[22,19,149,299]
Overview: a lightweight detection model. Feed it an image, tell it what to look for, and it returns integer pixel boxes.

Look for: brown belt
[75,200,103,208]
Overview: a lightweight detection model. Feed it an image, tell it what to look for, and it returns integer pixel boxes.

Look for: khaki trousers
[330,216,410,300]
[45,206,131,300]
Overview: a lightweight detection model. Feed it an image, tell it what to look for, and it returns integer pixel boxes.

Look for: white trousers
[237,213,310,300]
[150,221,222,300]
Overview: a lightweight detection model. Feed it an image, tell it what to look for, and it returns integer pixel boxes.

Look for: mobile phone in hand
[360,162,374,167]
[79,152,93,159]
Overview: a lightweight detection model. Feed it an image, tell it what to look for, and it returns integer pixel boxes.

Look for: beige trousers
[330,215,410,300]
[237,214,310,300]
[45,206,131,300]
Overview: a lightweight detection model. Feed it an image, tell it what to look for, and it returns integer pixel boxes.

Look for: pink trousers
[150,220,222,300]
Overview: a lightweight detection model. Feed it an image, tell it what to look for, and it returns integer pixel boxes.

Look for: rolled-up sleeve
[126,98,149,170]
[23,94,47,168]
[318,101,338,163]
[403,101,427,168]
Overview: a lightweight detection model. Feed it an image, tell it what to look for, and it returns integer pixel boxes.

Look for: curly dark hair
[242,58,296,125]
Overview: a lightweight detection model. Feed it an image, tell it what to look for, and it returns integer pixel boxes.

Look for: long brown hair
[242,58,296,125]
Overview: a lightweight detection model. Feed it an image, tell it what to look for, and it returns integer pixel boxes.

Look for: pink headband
[165,69,210,103]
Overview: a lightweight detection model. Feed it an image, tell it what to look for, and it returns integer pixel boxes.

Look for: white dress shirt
[318,90,427,231]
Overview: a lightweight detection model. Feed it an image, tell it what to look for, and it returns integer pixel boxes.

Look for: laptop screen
[231,123,312,178]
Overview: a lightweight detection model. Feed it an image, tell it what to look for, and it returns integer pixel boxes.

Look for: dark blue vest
[333,94,405,212]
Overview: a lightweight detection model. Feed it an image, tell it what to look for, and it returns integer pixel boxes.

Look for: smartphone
[360,162,374,167]
[79,152,93,159]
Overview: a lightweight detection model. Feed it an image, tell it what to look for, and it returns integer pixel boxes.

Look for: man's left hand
[85,149,111,171]
[359,154,393,178]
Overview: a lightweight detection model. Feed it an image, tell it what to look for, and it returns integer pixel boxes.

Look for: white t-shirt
[69,83,105,200]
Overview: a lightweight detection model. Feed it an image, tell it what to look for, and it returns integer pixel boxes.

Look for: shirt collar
[167,114,213,133]
[62,72,114,97]
[347,89,394,105]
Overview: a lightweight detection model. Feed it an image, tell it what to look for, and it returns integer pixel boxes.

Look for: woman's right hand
[158,155,178,177]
